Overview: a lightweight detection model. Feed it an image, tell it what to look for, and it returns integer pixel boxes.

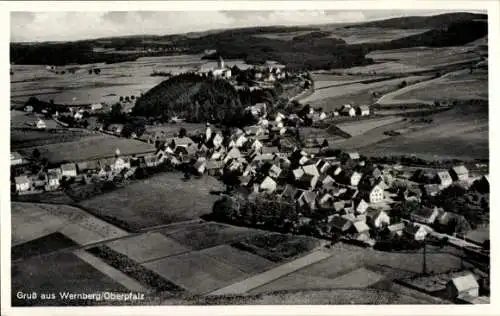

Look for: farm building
[35,119,46,129]
[449,165,469,182]
[295,190,317,210]
[61,163,77,178]
[353,198,369,215]
[11,152,25,166]
[385,222,405,237]
[260,176,277,193]
[403,224,429,241]
[206,160,224,176]
[446,274,479,300]
[47,172,60,190]
[436,171,453,189]
[356,105,370,116]
[330,216,352,233]
[410,206,440,225]
[366,209,390,229]
[14,176,31,192]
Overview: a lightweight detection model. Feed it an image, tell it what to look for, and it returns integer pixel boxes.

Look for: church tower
[218,56,224,69]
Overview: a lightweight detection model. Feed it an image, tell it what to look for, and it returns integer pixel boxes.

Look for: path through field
[207,250,332,296]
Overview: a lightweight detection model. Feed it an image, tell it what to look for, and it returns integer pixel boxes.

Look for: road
[208,250,332,296]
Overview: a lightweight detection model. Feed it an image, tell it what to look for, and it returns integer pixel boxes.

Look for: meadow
[78,173,225,232]
[10,55,251,106]
[18,134,156,164]
[335,116,404,137]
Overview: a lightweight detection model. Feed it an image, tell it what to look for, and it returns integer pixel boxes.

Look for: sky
[10,10,483,42]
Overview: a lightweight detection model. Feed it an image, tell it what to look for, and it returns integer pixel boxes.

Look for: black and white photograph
[3,1,497,313]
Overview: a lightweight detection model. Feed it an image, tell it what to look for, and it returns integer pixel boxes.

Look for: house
[91,103,103,111]
[356,105,370,116]
[171,137,195,148]
[295,190,317,210]
[15,176,31,192]
[317,192,334,209]
[47,172,60,189]
[330,217,353,236]
[297,173,318,190]
[108,124,124,135]
[251,139,264,152]
[24,105,34,112]
[302,164,320,177]
[421,184,440,197]
[347,152,360,160]
[211,133,224,148]
[410,206,440,225]
[275,112,286,122]
[35,119,46,129]
[47,168,63,179]
[436,171,453,189]
[340,107,356,117]
[262,146,279,155]
[353,198,369,215]
[385,222,405,237]
[292,167,304,181]
[340,170,362,187]
[229,134,248,149]
[76,161,100,173]
[193,158,207,174]
[404,224,430,241]
[315,160,331,174]
[245,125,266,136]
[11,152,25,166]
[446,274,479,300]
[362,184,384,204]
[113,157,131,172]
[449,165,469,182]
[366,209,390,229]
[223,148,242,163]
[333,201,346,213]
[61,163,77,178]
[277,184,298,201]
[206,160,224,176]
[268,164,282,178]
[144,154,159,168]
[351,221,371,241]
[330,165,342,177]
[320,174,335,187]
[260,176,277,193]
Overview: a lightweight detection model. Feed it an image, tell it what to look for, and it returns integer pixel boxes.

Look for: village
[11,54,490,305]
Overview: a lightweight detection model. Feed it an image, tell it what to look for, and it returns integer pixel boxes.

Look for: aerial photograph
[9,8,489,307]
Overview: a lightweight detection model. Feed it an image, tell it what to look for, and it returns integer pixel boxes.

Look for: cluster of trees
[212,194,300,233]
[23,97,70,114]
[132,73,253,126]
[88,68,102,75]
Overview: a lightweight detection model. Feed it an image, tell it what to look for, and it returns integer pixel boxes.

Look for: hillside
[345,12,487,29]
[10,12,488,70]
[132,73,248,125]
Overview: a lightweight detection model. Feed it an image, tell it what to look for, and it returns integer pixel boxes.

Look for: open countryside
[10,10,489,307]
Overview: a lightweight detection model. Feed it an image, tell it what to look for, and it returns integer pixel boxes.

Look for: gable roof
[451,165,469,176]
[15,175,30,185]
[353,221,370,233]
[436,170,452,181]
[449,274,479,292]
[61,163,77,171]
[330,216,352,231]
[387,222,405,232]
[348,152,360,160]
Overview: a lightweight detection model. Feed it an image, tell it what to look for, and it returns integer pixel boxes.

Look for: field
[335,116,404,137]
[11,128,92,150]
[11,110,60,128]
[18,134,156,164]
[358,108,488,160]
[141,122,208,140]
[11,55,251,106]
[301,76,431,110]
[12,251,128,306]
[11,202,128,247]
[334,46,483,75]
[78,173,225,231]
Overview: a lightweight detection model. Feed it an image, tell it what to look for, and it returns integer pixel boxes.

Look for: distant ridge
[345,12,487,29]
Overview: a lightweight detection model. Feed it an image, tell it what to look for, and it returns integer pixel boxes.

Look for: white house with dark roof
[11,152,25,166]
[436,171,453,189]
[260,176,277,193]
[404,224,430,241]
[15,175,31,192]
[269,164,282,178]
[357,105,370,116]
[366,209,390,229]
